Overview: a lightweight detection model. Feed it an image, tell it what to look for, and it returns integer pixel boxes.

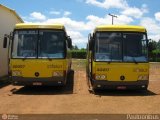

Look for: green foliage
[152,49,160,54]
[148,40,157,52]
[71,50,87,59]
[149,39,160,62]
[72,45,79,50]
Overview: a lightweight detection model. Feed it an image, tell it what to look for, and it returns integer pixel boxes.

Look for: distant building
[0,4,23,78]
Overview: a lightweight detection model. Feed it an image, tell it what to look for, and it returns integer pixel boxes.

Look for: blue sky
[1,0,160,48]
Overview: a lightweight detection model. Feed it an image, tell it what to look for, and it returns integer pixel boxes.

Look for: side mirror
[89,40,93,50]
[67,37,72,49]
[3,36,8,48]
[88,33,93,50]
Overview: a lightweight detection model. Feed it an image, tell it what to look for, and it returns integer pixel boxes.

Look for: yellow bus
[86,25,149,90]
[3,23,72,86]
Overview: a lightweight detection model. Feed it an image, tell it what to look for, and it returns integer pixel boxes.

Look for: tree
[148,40,157,52]
[156,39,160,49]
[72,45,79,50]
[80,48,86,51]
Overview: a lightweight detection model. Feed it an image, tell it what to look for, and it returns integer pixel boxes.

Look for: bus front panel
[10,59,69,86]
[91,61,149,89]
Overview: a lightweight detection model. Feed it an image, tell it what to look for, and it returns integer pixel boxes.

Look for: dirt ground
[0,59,160,115]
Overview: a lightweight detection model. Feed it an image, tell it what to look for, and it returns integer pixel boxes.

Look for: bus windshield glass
[12,30,65,59]
[95,32,148,62]
[38,30,64,58]
[12,30,38,58]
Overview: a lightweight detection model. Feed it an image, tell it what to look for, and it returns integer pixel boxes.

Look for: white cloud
[148,35,160,41]
[121,4,148,19]
[140,17,160,41]
[63,11,72,17]
[50,11,61,15]
[86,15,109,30]
[155,12,160,21]
[140,17,160,34]
[86,0,148,19]
[121,7,147,18]
[86,0,128,9]
[30,12,46,21]
[49,10,72,17]
[115,15,133,24]
[68,31,83,39]
[67,31,87,46]
[43,17,89,31]
[86,14,133,30]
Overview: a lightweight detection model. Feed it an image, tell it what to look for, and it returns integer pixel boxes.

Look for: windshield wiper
[46,54,52,61]
[132,57,138,64]
[22,54,30,61]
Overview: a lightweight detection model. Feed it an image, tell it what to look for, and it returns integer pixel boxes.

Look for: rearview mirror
[88,33,93,50]
[89,40,93,50]
[3,36,8,48]
[67,36,72,49]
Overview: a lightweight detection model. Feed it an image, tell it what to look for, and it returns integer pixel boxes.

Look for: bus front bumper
[91,79,149,90]
[12,76,66,86]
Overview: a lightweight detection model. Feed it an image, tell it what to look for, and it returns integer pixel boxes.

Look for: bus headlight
[12,71,22,76]
[95,75,106,80]
[53,71,63,77]
[101,75,106,79]
[96,75,101,79]
[138,75,148,80]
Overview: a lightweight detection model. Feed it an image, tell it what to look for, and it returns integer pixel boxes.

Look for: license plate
[33,82,42,86]
[117,86,126,90]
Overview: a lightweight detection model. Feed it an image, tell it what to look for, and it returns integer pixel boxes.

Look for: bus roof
[94,25,146,32]
[15,23,65,30]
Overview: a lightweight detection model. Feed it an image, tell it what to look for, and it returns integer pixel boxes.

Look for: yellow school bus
[3,23,72,86]
[86,25,149,90]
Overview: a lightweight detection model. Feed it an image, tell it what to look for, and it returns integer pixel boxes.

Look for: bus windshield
[38,30,65,58]
[95,32,148,62]
[12,30,65,59]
